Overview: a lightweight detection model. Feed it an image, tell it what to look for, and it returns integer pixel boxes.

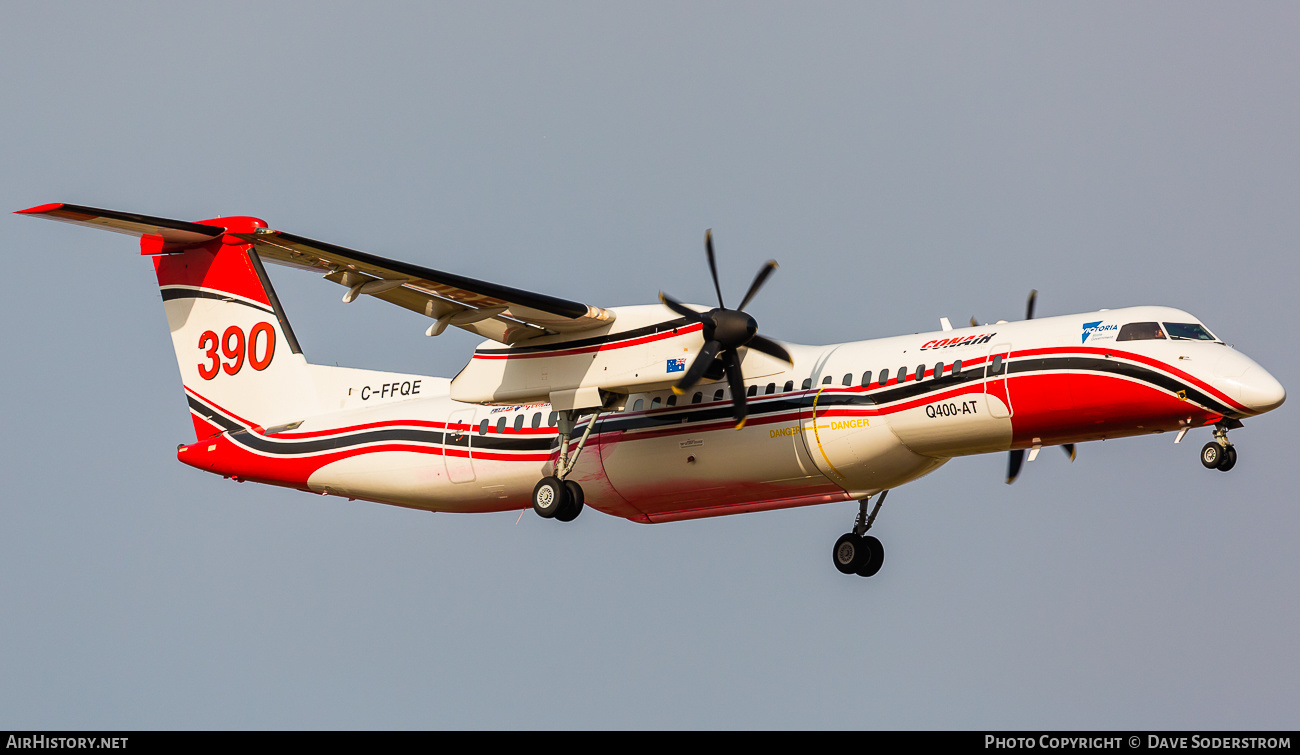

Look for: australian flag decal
[667,357,687,373]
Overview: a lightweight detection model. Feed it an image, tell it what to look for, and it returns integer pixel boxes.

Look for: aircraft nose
[1239,367,1286,414]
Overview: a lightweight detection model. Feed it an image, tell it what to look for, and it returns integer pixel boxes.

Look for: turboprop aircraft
[19,203,1287,577]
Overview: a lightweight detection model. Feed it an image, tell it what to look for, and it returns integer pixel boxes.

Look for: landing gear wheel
[555,480,585,522]
[833,533,865,575]
[1216,445,1237,472]
[1200,442,1224,470]
[532,476,567,519]
[855,535,884,578]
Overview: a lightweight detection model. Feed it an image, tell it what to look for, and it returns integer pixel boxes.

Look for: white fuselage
[180,305,1283,524]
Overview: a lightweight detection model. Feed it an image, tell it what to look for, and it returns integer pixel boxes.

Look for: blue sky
[2,3,1297,729]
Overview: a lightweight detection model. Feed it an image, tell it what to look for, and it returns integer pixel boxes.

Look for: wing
[17,203,615,344]
[232,229,615,344]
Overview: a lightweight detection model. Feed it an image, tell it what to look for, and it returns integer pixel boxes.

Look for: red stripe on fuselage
[1013,346,1246,413]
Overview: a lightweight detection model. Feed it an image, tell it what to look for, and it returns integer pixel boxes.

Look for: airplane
[18,202,1287,577]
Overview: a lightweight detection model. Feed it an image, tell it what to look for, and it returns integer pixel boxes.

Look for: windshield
[1163,322,1218,342]
[1117,322,1166,341]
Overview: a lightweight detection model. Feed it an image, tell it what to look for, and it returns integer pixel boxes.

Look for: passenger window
[990,355,1003,374]
[802,378,812,390]
[713,389,725,402]
[1117,322,1166,341]
[548,411,557,426]
[747,385,757,397]
[822,375,833,385]
[632,398,643,412]
[861,371,872,387]
[651,397,661,409]
[785,381,794,392]
[842,373,852,386]
[897,366,908,382]
[478,420,488,435]
[514,415,524,431]
[916,364,926,381]
[765,383,775,395]
[692,392,702,404]
[952,359,962,375]
[496,417,506,433]
[666,395,677,407]
[531,412,541,429]
[878,368,890,386]
[934,362,945,378]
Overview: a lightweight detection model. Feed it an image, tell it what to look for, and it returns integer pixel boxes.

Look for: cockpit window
[1163,322,1218,342]
[1117,322,1166,341]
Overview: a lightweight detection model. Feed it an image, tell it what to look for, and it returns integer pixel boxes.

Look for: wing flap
[322,270,548,343]
[236,229,615,344]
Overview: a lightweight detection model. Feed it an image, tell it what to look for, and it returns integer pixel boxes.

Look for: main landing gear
[833,490,887,578]
[1200,420,1241,473]
[531,409,599,522]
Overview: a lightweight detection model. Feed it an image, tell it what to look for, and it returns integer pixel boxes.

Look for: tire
[1216,445,1237,472]
[833,533,865,574]
[532,476,567,519]
[556,480,585,522]
[856,535,884,578]
[1200,442,1223,470]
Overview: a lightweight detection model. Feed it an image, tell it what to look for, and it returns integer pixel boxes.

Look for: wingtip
[15,203,64,215]
[734,418,747,430]
[671,386,686,396]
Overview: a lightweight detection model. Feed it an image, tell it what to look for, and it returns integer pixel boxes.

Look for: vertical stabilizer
[151,217,321,438]
[17,204,322,439]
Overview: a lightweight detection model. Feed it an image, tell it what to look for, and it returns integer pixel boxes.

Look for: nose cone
[1239,367,1286,414]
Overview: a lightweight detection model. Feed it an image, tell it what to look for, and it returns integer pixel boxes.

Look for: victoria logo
[1082,321,1117,343]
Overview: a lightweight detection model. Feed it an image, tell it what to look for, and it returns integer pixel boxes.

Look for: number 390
[198,323,276,380]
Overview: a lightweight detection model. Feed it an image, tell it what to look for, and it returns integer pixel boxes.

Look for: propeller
[1004,288,1075,484]
[659,229,793,428]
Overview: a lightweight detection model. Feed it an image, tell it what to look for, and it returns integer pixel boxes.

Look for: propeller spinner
[659,230,792,428]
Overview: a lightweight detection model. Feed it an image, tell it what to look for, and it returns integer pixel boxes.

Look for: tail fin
[18,204,321,439]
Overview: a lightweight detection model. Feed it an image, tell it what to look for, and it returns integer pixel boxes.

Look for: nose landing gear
[1200,420,1241,472]
[832,490,887,577]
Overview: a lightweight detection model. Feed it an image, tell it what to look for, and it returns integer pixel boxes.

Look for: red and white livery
[19,203,1286,576]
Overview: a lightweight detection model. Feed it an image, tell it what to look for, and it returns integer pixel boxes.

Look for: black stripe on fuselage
[189,352,1229,458]
[1005,356,1235,416]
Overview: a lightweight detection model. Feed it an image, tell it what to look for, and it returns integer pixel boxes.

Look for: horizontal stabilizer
[16,203,224,250]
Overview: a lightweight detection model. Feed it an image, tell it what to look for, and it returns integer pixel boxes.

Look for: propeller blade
[672,339,721,395]
[659,291,708,323]
[705,229,725,309]
[722,348,748,428]
[737,260,778,312]
[746,333,793,364]
[1026,289,1038,321]
[1062,443,1076,462]
[1006,449,1025,485]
